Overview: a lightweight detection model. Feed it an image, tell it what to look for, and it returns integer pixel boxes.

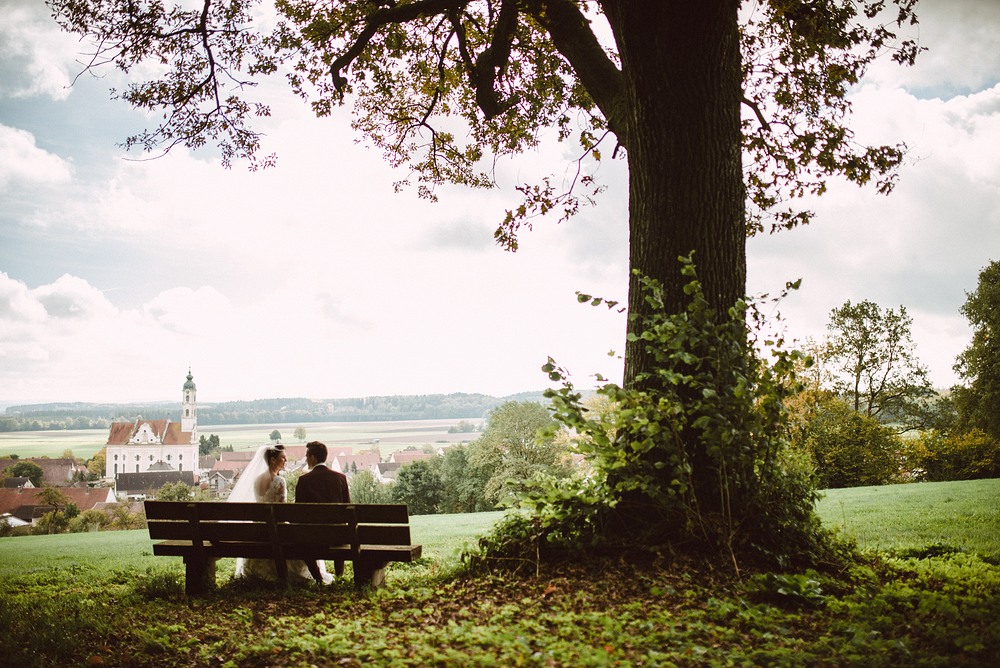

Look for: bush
[906,429,1000,481]
[795,399,903,488]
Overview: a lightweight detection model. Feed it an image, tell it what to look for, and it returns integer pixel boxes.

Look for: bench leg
[353,560,388,590]
[183,556,217,596]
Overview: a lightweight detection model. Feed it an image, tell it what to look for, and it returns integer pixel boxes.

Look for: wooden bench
[144,501,422,595]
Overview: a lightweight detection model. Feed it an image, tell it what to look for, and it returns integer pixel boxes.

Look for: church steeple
[181,368,197,437]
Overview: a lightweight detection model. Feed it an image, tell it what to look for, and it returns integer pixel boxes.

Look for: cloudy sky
[1,1,998,406]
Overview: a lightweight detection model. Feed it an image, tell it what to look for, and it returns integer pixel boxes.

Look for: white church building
[105,371,200,478]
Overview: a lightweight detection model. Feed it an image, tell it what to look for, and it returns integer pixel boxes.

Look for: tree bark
[605,0,746,389]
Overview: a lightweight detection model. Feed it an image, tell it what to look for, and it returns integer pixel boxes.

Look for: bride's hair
[264,444,285,469]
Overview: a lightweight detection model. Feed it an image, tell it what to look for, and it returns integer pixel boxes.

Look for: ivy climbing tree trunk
[603,2,749,526]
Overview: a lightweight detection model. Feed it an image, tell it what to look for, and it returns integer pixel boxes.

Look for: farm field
[0,418,483,461]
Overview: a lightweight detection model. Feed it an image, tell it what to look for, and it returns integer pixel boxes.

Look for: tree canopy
[953,260,1000,439]
[48,0,922,562]
[49,1,920,370]
[822,299,934,430]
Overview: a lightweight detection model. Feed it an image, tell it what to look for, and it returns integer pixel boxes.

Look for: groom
[296,440,351,580]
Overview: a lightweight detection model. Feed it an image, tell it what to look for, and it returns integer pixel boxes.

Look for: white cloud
[0,1,82,100]
[33,274,116,320]
[0,125,73,189]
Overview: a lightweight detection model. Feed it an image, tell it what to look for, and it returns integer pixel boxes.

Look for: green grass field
[1,480,995,579]
[816,478,1000,557]
[1,481,998,666]
[0,510,508,579]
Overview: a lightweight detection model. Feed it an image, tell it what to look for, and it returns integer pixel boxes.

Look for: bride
[228,444,332,584]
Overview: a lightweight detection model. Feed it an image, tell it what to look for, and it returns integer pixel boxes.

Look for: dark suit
[296,463,350,578]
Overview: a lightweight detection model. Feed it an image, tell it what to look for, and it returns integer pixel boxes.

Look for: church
[105,370,200,478]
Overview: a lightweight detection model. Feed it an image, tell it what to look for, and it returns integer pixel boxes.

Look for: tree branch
[524,0,626,145]
[329,0,464,92]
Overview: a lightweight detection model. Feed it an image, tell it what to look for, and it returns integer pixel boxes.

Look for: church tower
[181,369,197,439]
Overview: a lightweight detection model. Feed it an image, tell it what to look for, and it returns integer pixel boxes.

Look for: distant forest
[0,392,547,432]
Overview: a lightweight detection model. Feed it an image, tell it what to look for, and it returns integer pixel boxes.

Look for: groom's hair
[305,441,328,464]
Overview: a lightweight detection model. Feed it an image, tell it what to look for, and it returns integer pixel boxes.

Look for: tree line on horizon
[0,391,547,433]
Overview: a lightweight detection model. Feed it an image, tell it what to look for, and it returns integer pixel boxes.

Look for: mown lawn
[1,482,998,667]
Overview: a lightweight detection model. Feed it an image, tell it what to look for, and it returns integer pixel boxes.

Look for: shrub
[471,259,830,571]
[795,399,904,488]
[906,429,1000,481]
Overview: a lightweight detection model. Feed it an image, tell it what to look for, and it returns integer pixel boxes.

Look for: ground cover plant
[1,481,998,667]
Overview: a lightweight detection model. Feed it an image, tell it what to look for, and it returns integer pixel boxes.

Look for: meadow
[1,480,998,666]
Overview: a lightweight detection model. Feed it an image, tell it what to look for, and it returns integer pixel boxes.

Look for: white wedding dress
[230,446,332,584]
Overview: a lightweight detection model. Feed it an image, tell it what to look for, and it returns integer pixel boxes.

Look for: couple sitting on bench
[229,440,350,584]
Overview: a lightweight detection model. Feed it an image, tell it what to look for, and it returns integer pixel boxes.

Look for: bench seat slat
[151,540,420,562]
[147,521,359,545]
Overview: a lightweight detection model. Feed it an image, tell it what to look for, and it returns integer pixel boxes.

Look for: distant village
[1,370,438,534]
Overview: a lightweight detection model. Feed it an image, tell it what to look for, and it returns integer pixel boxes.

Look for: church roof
[106,419,194,445]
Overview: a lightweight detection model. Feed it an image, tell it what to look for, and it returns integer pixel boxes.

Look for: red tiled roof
[213,459,250,475]
[391,451,435,464]
[162,422,193,445]
[106,422,134,445]
[0,487,116,515]
[331,452,381,473]
[220,451,255,461]
[0,457,79,486]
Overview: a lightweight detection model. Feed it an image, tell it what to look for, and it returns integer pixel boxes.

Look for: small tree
[37,486,71,509]
[156,481,193,501]
[269,430,282,444]
[349,470,392,505]
[109,504,145,530]
[293,427,307,442]
[198,434,221,456]
[7,462,44,487]
[439,445,493,513]
[71,509,111,533]
[36,510,70,535]
[823,300,935,431]
[87,449,107,478]
[474,401,572,505]
[391,460,444,516]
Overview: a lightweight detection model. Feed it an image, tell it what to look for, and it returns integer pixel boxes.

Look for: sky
[1,1,998,406]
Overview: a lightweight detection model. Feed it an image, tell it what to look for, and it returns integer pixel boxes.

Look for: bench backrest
[144,502,413,551]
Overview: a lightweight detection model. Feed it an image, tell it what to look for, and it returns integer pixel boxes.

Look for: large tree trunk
[606,0,746,388]
[603,1,747,524]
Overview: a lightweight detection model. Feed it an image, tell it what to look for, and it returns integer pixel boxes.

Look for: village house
[0,486,116,526]
[115,471,197,501]
[0,457,82,487]
[331,451,381,477]
[373,462,402,484]
[389,450,435,465]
